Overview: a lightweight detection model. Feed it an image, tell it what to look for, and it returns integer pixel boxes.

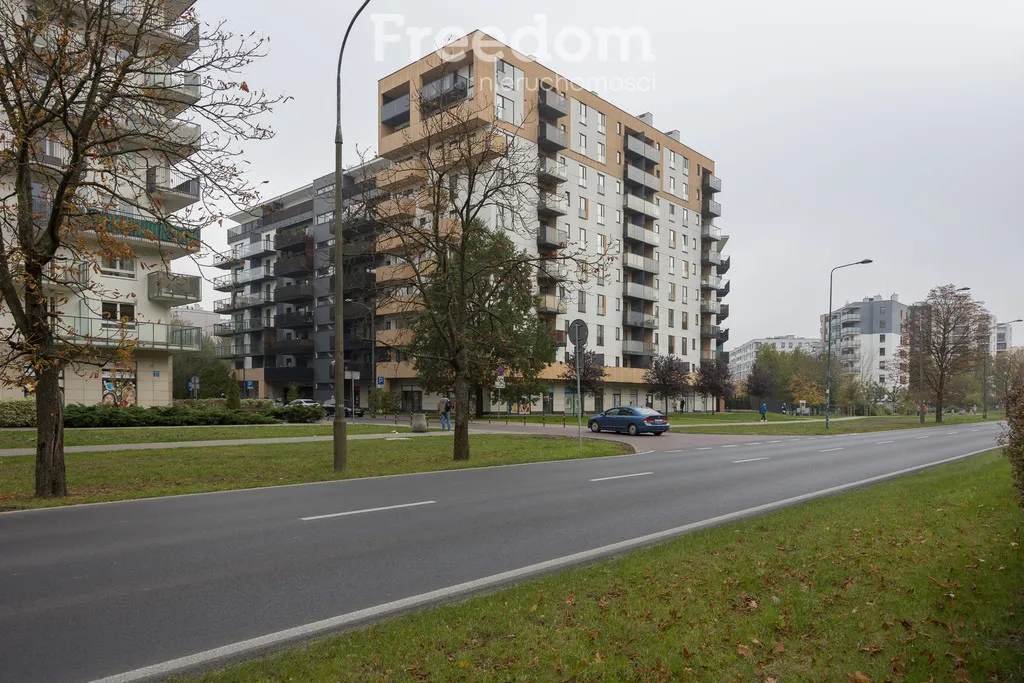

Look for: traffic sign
[377,375,385,387]
[246,380,254,389]
[497,367,505,377]
[568,318,588,347]
[494,376,506,389]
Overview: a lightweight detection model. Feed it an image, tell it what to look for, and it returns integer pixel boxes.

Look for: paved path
[0,422,1002,683]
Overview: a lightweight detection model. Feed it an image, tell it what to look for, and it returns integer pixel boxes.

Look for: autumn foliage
[998,383,1024,507]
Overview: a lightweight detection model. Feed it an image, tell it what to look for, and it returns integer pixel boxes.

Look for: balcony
[274,283,314,303]
[703,173,722,194]
[537,259,568,282]
[62,316,200,351]
[719,255,731,274]
[720,279,731,297]
[538,88,568,119]
[536,294,566,315]
[213,318,267,336]
[274,254,314,277]
[719,303,730,320]
[623,282,658,301]
[701,275,723,290]
[212,272,242,291]
[623,223,660,247]
[622,339,657,356]
[701,250,722,266]
[146,166,199,212]
[622,252,659,275]
[624,135,660,164]
[538,122,569,152]
[537,226,569,250]
[381,93,411,126]
[213,294,269,313]
[550,329,567,347]
[212,238,274,268]
[701,224,721,241]
[701,324,721,339]
[275,311,314,329]
[623,193,659,219]
[377,163,427,192]
[419,73,470,116]
[624,164,661,191]
[623,311,658,328]
[85,209,199,252]
[264,366,314,383]
[275,229,313,251]
[378,196,418,220]
[537,157,568,184]
[703,198,722,218]
[537,192,568,217]
[214,344,262,359]
[700,299,722,315]
[265,337,315,355]
[147,271,200,305]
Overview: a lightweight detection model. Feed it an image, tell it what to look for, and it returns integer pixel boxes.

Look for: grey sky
[197,0,1024,348]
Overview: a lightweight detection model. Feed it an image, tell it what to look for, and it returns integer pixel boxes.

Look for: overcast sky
[196,0,1024,347]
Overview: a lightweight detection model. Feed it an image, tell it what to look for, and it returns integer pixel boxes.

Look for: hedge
[171,398,275,412]
[270,404,325,423]
[0,399,36,428]
[63,404,278,428]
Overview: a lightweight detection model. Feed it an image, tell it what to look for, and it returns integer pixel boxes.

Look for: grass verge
[180,450,1023,683]
[0,423,408,450]
[0,435,630,510]
[678,413,1005,435]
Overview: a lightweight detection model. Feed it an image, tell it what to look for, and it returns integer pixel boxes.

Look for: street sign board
[497,367,505,377]
[494,376,506,389]
[377,375,385,387]
[568,318,588,346]
[246,381,254,389]
[344,370,360,380]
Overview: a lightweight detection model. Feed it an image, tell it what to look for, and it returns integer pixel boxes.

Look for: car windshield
[635,408,662,416]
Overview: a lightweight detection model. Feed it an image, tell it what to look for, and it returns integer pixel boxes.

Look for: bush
[226,379,241,410]
[0,398,36,427]
[63,404,278,428]
[999,383,1024,508]
[172,398,275,412]
[270,404,325,423]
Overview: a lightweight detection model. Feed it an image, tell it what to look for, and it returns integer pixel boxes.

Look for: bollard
[563,414,566,428]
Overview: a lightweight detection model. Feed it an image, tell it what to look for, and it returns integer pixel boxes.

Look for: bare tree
[904,285,990,422]
[561,348,608,414]
[0,0,283,496]
[643,354,690,414]
[694,357,732,413]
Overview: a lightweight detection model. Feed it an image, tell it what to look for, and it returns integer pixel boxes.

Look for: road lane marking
[722,444,738,448]
[947,431,960,435]
[733,457,769,463]
[696,447,713,451]
[94,446,999,683]
[767,440,782,444]
[667,449,683,453]
[915,436,930,440]
[971,429,980,433]
[590,472,654,482]
[875,440,894,445]
[820,447,844,452]
[747,442,763,446]
[301,501,435,522]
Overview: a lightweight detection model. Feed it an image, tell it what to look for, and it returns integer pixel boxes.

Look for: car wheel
[590,421,601,433]
[653,431,663,436]
[628,423,639,436]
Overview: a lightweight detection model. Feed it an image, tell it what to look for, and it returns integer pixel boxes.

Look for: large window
[100,256,135,278]
[596,203,605,225]
[578,164,587,187]
[579,101,588,123]
[596,295,606,316]
[577,291,586,313]
[597,173,606,194]
[597,141,606,164]
[101,302,135,326]
[496,93,515,123]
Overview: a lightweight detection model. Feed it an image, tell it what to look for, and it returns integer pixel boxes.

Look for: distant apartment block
[996,322,1013,353]
[729,336,823,384]
[823,294,909,387]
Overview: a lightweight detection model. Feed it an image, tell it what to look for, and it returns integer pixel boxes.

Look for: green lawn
[180,450,1023,683]
[0,423,407,450]
[0,435,630,510]
[678,412,1005,435]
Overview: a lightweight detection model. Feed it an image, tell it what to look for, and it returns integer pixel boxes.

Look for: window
[879,334,886,342]
[680,337,688,355]
[615,297,620,311]
[615,327,620,341]
[693,338,697,351]
[669,230,677,249]
[579,227,587,244]
[879,347,886,356]
[597,173,606,194]
[616,151,621,164]
[597,294,606,316]
[579,133,587,153]
[596,203,605,225]
[577,291,586,313]
[691,262,698,275]
[579,101,588,124]
[597,141,606,164]
[669,177,676,194]
[101,302,135,326]
[668,309,675,328]
[668,336,675,354]
[880,306,887,315]
[315,183,335,197]
[681,182,689,200]
[668,282,676,301]
[578,197,588,220]
[315,211,334,224]
[578,164,587,187]
[596,324,605,345]
[100,256,135,278]
[616,121,622,135]
[681,311,689,330]
[879,360,887,370]
[495,93,514,122]
[880,319,887,329]
[668,256,676,275]
[669,204,676,220]
[598,233,607,252]
[615,209,622,224]
[598,112,607,134]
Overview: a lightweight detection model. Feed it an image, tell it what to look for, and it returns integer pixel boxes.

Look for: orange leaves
[848,673,871,683]
[736,643,753,658]
[239,81,249,93]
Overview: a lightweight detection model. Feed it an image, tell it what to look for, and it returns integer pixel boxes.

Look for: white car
[286,399,320,407]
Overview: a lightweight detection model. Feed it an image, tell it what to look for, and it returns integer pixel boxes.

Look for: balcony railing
[146,166,200,208]
[623,193,659,219]
[147,271,201,304]
[264,366,314,383]
[275,229,313,250]
[538,88,568,119]
[622,252,659,274]
[537,259,568,281]
[719,303,730,320]
[275,311,314,329]
[85,209,199,250]
[623,223,660,247]
[214,344,263,359]
[265,338,315,355]
[719,255,731,274]
[419,73,469,116]
[213,294,269,312]
[274,254,314,277]
[624,164,661,191]
[621,339,657,356]
[537,226,569,249]
[538,122,569,151]
[700,299,722,315]
[274,283,314,303]
[700,324,721,338]
[703,173,722,194]
[623,311,658,328]
[381,93,411,126]
[537,192,568,217]
[537,157,568,183]
[623,282,658,301]
[703,198,722,218]
[701,224,721,241]
[624,135,660,164]
[701,275,723,290]
[62,316,200,351]
[536,294,566,314]
[701,250,722,266]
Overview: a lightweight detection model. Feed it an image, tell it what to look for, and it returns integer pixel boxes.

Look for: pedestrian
[440,396,452,431]
[760,401,768,423]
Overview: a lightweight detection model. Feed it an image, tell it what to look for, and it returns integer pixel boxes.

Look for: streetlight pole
[825,259,872,431]
[333,0,372,473]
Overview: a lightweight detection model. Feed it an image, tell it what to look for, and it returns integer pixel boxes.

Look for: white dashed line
[875,440,894,445]
[947,431,960,435]
[589,472,654,483]
[696,447,713,451]
[747,442,763,446]
[301,500,435,522]
[820,447,844,453]
[970,429,980,433]
[722,445,738,448]
[667,449,683,453]
[767,440,783,444]
[733,457,770,463]
[915,436,930,440]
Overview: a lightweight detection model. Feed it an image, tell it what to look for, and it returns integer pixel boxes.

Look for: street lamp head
[859,259,873,264]
[956,287,971,292]
[1009,319,1024,324]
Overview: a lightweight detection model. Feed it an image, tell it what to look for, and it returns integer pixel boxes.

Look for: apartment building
[729,336,824,383]
[214,164,381,403]
[823,294,909,387]
[373,32,731,413]
[996,322,1013,353]
[0,0,204,406]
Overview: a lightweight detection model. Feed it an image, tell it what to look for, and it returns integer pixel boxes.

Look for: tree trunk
[35,365,67,498]
[453,369,470,461]
[934,374,945,423]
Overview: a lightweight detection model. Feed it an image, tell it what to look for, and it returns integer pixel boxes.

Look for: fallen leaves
[737,643,753,657]
[848,672,871,683]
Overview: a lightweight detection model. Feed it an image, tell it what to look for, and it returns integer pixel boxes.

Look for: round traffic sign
[568,318,588,346]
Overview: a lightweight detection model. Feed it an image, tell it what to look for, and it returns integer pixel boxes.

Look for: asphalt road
[0,422,1003,683]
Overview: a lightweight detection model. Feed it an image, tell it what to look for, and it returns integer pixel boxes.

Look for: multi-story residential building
[728,336,823,384]
[372,32,731,413]
[996,322,1013,353]
[823,294,909,387]
[215,164,381,403]
[0,1,204,406]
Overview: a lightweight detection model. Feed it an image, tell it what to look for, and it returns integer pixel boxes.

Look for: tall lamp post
[825,259,872,431]
[984,318,1021,419]
[333,0,373,473]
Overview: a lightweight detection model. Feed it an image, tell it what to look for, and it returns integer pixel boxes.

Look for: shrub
[0,398,36,427]
[172,398,275,412]
[999,383,1024,508]
[63,404,278,428]
[270,404,325,423]
[226,378,241,410]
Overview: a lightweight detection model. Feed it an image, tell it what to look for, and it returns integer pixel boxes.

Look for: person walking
[760,401,768,423]
[440,396,452,431]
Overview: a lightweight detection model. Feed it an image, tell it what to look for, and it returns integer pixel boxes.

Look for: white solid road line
[301,500,435,522]
[589,472,654,482]
[820,447,844,452]
[733,457,770,464]
[875,440,894,445]
[90,446,998,683]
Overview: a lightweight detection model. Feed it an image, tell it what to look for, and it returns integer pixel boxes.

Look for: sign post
[568,319,588,457]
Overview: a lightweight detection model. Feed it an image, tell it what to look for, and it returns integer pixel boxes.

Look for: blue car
[588,406,670,436]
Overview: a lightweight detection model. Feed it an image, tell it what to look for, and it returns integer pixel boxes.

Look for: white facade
[824,294,909,388]
[996,322,1013,353]
[729,336,823,383]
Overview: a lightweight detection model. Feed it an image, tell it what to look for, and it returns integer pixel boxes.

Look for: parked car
[587,406,670,436]
[322,399,364,417]
[287,398,320,407]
